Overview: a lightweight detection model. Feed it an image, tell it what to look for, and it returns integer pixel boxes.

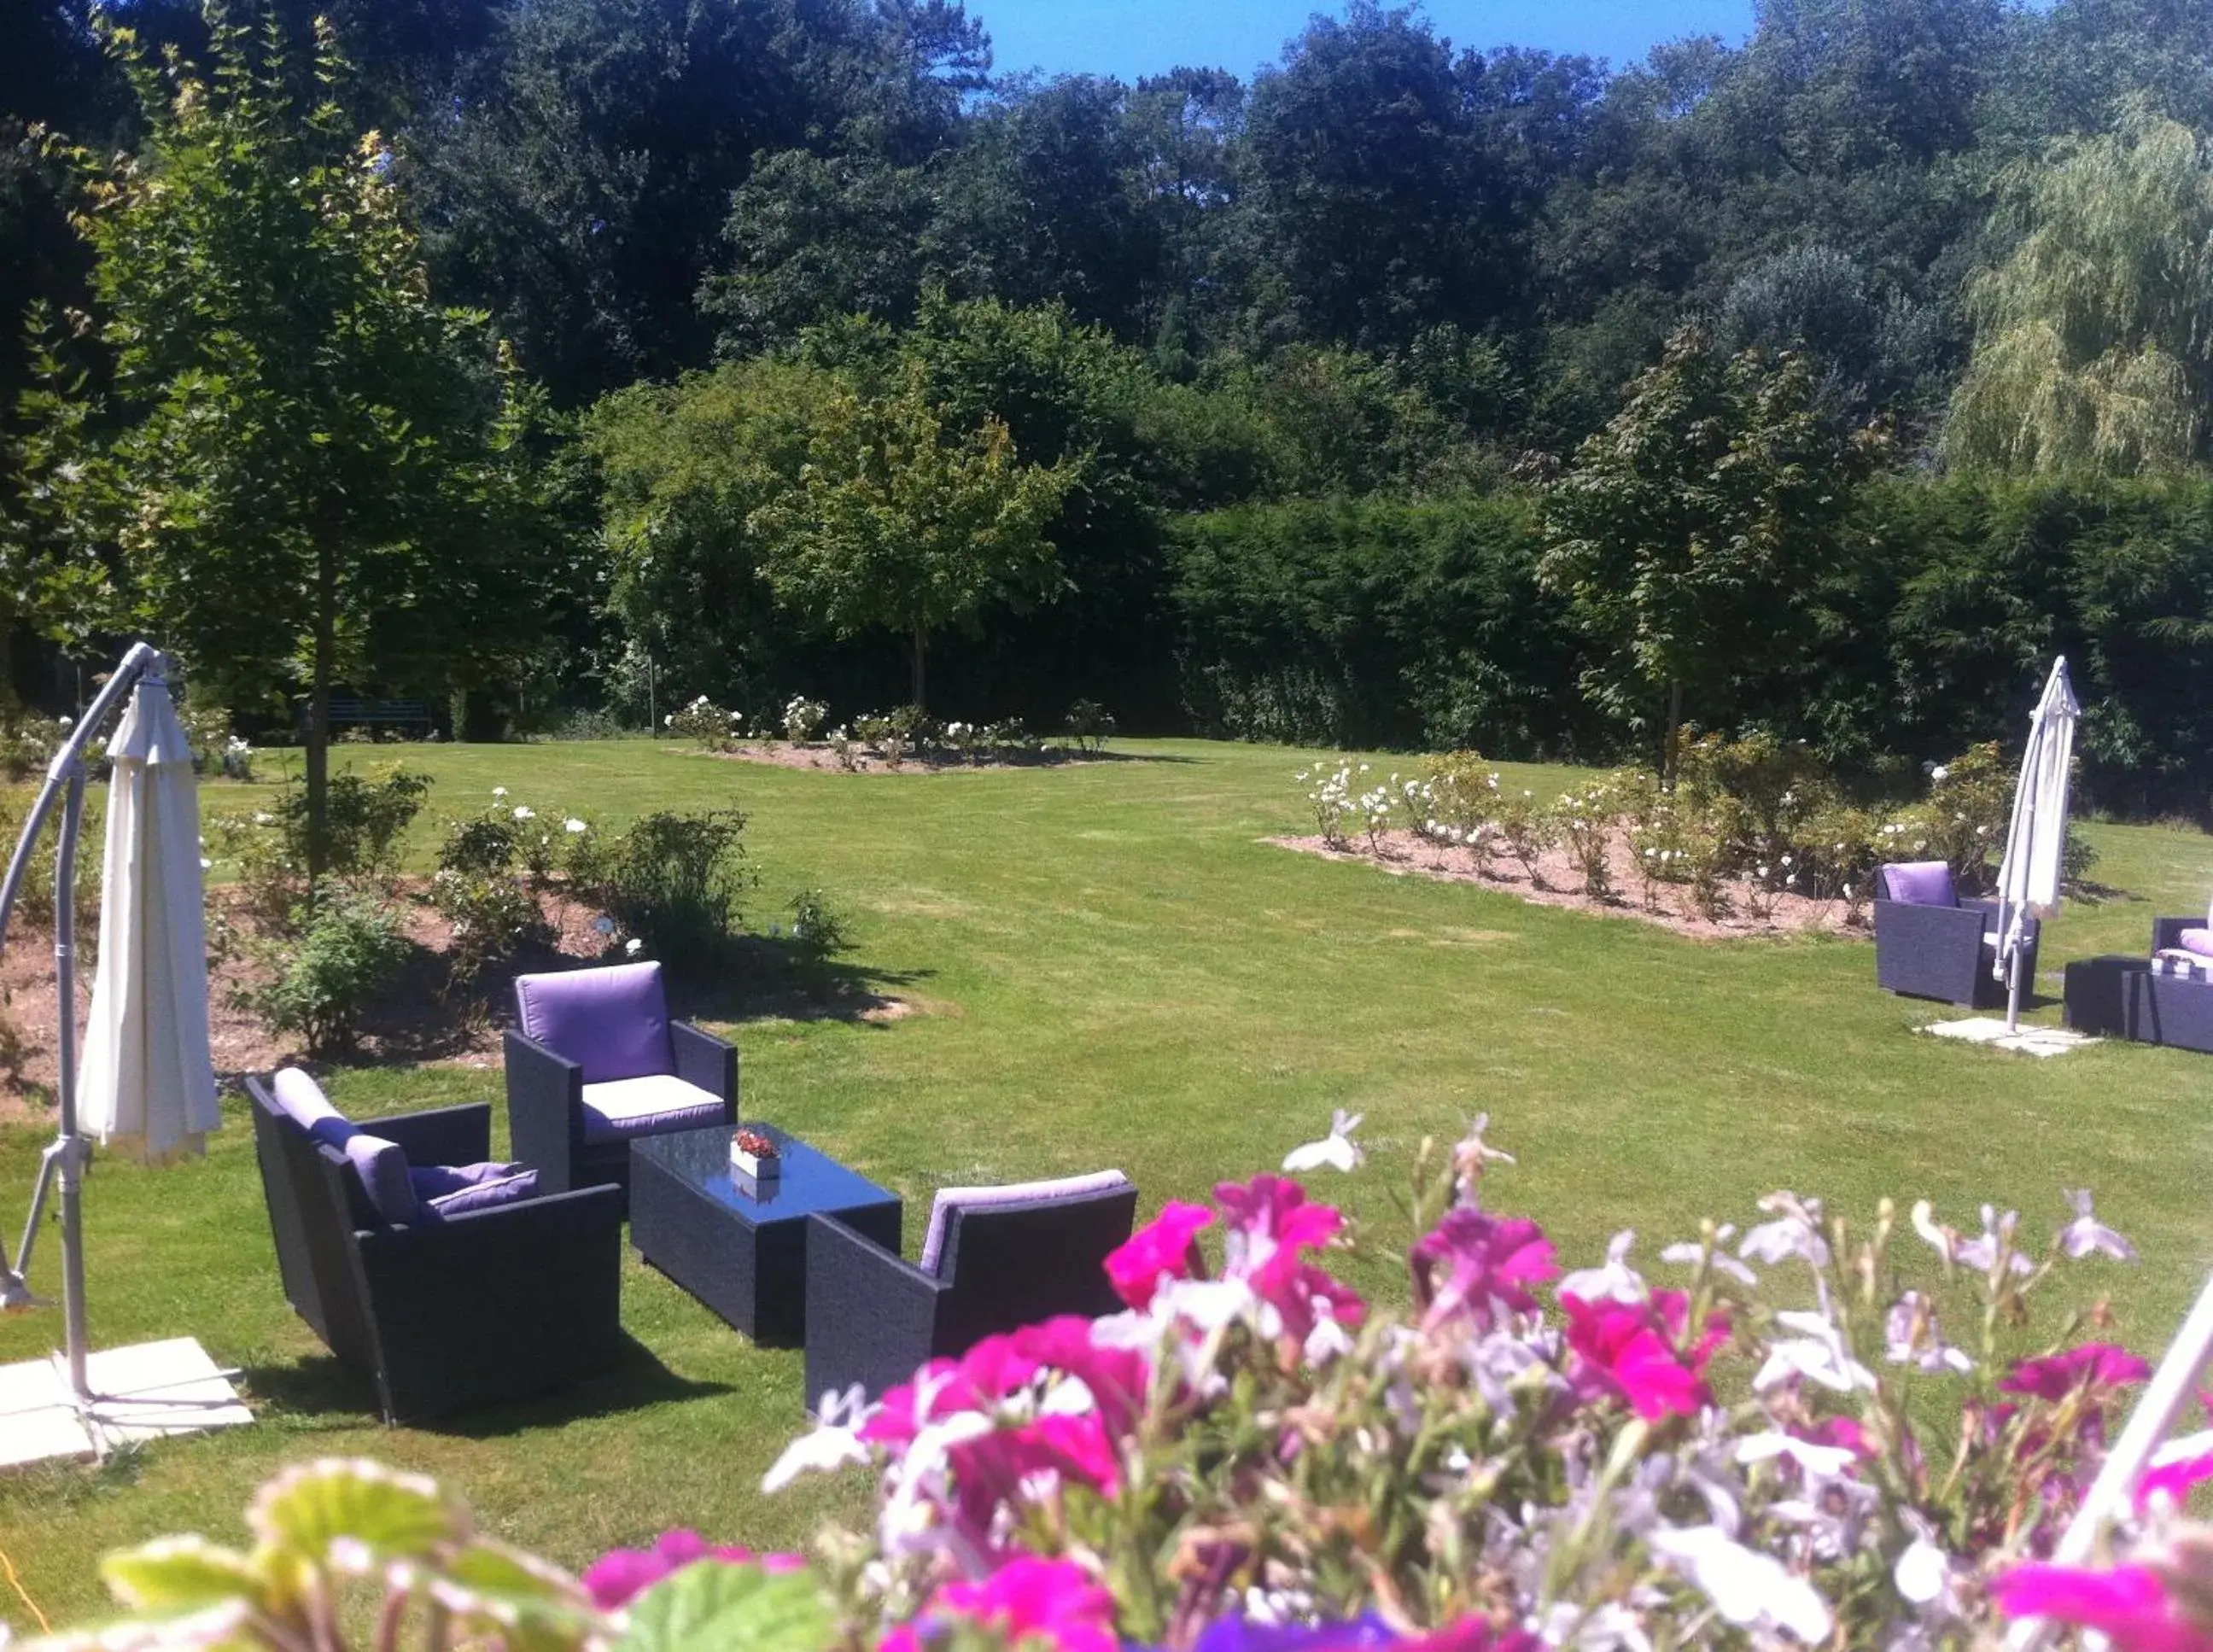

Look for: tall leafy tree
[1540,327,1884,772]
[5,5,553,867]
[746,368,1074,709]
[1947,102,2213,476]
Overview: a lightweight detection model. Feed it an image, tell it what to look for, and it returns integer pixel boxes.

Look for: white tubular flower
[761,1385,871,1492]
[1649,1524,1833,1643]
[2059,1188,2137,1262]
[1282,1109,1364,1174]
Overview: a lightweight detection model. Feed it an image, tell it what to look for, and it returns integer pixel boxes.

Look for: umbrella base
[1922,1016,2099,1059]
[0,1336,250,1469]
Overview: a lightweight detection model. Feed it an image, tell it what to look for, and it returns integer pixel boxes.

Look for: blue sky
[977,1,1756,83]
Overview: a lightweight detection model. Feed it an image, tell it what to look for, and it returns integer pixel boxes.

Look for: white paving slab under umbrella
[0,1338,248,1469]
[1922,1016,2099,1059]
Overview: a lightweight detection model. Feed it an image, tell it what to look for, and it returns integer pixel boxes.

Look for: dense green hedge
[1166,478,2213,814]
[1167,493,1606,757]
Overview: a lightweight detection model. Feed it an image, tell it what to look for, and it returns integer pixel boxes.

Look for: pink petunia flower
[1010,1316,1154,1435]
[861,1360,987,1449]
[1216,1175,1344,1257]
[2002,1343,2152,1402]
[1994,1562,2213,1652]
[1105,1200,1217,1310]
[885,1556,1120,1652]
[1410,1208,1559,1332]
[582,1531,803,1610]
[1561,1290,1720,1421]
[2140,1432,2213,1513]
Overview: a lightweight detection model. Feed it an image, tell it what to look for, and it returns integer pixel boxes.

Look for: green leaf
[101,1538,261,1614]
[425,1538,600,1652]
[613,1562,834,1652]
[247,1458,463,1562]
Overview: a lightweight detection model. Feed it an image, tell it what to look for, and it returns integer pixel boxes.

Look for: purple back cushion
[421,1170,539,1220]
[2181,928,2213,959]
[1881,861,1957,908]
[342,1134,417,1225]
[514,963,672,1084]
[920,1170,1133,1276]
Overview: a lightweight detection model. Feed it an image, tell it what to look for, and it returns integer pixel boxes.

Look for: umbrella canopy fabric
[76,678,219,1164]
[1993,657,2080,1022]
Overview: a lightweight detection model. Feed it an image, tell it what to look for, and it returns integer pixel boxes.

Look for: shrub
[1063,698,1115,754]
[210,765,430,929]
[665,694,739,751]
[1491,784,1557,886]
[239,895,412,1055]
[1553,780,1617,899]
[0,789,103,935]
[0,713,75,784]
[573,809,750,969]
[782,695,828,743]
[551,707,630,740]
[438,813,521,877]
[428,869,551,989]
[785,889,849,960]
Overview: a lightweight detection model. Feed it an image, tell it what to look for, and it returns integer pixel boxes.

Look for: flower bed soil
[1269,824,1871,942]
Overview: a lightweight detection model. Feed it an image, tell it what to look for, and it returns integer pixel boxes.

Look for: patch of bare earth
[1267,826,1871,942]
[700,741,1106,774]
[0,880,915,1124]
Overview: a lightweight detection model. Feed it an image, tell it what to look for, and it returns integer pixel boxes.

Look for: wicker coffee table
[629,1123,901,1346]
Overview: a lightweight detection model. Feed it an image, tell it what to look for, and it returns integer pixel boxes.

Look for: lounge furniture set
[1873,856,2213,1055]
[2062,916,2213,1054]
[250,960,1136,1423]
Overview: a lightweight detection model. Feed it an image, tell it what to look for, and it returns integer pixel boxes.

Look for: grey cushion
[920,1170,1133,1276]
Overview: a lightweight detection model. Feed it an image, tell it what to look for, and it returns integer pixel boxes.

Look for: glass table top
[632,1121,896,1223]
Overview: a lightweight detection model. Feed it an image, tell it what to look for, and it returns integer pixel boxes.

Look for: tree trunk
[910,619,927,713]
[305,543,336,884]
[1661,679,1685,785]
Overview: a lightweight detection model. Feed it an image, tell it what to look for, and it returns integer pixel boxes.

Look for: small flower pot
[731,1143,780,1182]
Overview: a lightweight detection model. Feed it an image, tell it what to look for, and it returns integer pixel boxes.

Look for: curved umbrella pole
[0,640,164,1401]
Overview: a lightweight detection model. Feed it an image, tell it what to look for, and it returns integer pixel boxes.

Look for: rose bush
[27,1120,2210,1652]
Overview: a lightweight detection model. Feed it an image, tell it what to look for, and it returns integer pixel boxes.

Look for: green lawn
[3,736,2211,1629]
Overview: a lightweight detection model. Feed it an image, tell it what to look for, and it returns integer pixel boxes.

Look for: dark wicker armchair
[804,1173,1138,1403]
[1872,861,2037,1009]
[503,961,737,1207]
[248,1077,625,1424]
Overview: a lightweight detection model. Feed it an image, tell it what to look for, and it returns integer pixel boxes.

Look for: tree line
[4,0,2213,824]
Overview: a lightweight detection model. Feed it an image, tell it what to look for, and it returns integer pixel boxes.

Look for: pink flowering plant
[759,1116,2199,1651]
[31,1123,2213,1652]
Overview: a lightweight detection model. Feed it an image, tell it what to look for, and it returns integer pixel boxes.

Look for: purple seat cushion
[409,1161,528,1201]
[514,963,672,1084]
[577,1075,727,1145]
[920,1170,1134,1277]
[421,1169,540,1219]
[2180,928,2213,959]
[1880,861,1958,908]
[342,1134,417,1225]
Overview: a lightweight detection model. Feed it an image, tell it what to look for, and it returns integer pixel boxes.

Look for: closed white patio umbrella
[78,668,220,1164]
[1993,657,2080,1034]
[0,644,247,1464]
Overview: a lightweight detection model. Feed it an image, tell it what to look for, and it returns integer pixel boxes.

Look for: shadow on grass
[667,938,932,1028]
[239,1334,727,1436]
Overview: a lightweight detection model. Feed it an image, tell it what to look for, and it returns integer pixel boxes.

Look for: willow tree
[1947,101,2213,475]
[5,5,552,873]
